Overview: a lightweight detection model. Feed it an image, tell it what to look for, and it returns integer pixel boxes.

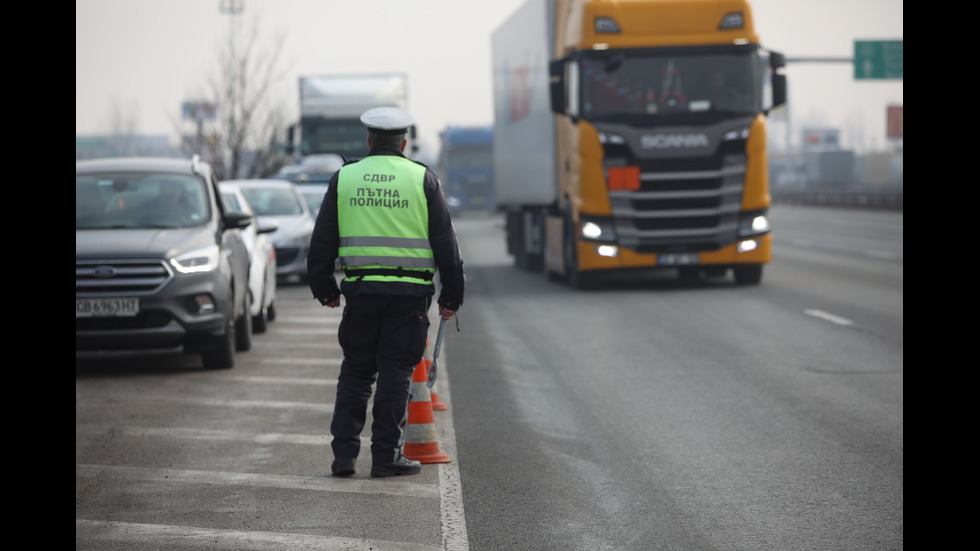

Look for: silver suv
[76,155,254,369]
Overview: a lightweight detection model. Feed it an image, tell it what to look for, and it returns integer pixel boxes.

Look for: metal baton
[427,316,446,388]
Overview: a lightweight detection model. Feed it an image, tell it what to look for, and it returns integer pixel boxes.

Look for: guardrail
[771,189,903,211]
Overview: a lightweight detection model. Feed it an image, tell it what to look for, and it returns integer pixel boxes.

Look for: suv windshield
[76,173,210,229]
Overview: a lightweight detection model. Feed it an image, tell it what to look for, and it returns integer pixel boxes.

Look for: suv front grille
[76,259,174,297]
[76,310,173,331]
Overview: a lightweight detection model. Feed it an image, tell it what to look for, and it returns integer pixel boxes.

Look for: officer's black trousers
[331,294,430,464]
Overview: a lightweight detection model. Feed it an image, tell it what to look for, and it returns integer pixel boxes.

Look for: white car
[220,183,279,333]
[221,179,315,284]
[276,153,344,184]
[296,183,330,217]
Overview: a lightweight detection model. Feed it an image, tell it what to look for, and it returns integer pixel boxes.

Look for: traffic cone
[427,358,448,411]
[402,359,450,464]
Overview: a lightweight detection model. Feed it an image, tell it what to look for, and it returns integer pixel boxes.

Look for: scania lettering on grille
[641,133,709,149]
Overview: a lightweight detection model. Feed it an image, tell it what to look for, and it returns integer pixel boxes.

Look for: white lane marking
[227,376,336,386]
[275,328,340,335]
[75,519,443,551]
[77,395,335,412]
[257,341,340,349]
[432,351,470,551]
[275,316,340,324]
[259,357,341,365]
[194,398,333,412]
[76,464,437,499]
[804,309,854,326]
[77,426,333,446]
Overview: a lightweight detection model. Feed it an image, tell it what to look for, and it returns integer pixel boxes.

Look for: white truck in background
[281,73,417,182]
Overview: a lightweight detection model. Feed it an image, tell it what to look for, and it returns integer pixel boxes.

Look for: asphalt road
[77,205,903,550]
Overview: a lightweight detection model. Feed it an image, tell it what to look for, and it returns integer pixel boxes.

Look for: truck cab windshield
[300,118,367,159]
[579,50,761,119]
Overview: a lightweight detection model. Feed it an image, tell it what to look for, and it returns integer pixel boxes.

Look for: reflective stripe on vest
[336,155,434,284]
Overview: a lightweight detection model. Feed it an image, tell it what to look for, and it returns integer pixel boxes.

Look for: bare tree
[180,15,293,180]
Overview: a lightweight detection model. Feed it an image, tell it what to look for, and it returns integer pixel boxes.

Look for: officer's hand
[323,298,340,308]
[438,305,455,320]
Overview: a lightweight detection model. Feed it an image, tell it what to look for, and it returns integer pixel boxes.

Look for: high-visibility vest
[336,155,435,285]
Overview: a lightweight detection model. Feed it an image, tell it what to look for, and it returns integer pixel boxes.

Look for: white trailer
[491,0,557,269]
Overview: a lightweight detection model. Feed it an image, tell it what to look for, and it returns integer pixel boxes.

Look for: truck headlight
[737,210,770,237]
[580,215,617,243]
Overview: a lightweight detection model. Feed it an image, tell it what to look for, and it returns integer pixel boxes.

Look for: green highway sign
[854,40,903,80]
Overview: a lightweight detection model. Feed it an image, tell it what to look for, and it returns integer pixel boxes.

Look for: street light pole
[219,0,243,177]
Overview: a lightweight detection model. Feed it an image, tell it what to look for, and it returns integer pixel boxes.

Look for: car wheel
[235,290,253,351]
[252,291,268,334]
[201,314,236,369]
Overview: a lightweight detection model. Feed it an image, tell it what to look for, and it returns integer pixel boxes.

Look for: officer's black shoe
[331,458,356,477]
[371,455,421,478]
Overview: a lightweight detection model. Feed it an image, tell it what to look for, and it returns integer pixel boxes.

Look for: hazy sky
[76,0,903,155]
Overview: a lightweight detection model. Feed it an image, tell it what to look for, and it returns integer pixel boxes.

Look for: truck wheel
[733,264,763,285]
[235,291,253,351]
[511,225,528,269]
[514,242,528,269]
[544,238,562,282]
[525,251,543,272]
[202,315,236,369]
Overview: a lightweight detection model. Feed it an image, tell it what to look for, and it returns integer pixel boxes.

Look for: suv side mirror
[223,210,253,229]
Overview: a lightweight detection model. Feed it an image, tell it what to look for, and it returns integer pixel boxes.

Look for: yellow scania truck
[491,0,786,287]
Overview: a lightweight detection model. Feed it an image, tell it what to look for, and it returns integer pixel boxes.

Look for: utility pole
[220,0,243,177]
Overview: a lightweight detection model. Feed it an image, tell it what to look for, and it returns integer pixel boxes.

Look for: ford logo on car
[93,265,116,278]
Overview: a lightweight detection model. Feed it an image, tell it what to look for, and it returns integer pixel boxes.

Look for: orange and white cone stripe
[403,358,450,464]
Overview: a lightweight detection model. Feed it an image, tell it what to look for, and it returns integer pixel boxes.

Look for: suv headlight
[170,244,220,274]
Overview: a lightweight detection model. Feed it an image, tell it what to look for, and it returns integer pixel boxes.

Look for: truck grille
[606,147,746,253]
[76,259,174,298]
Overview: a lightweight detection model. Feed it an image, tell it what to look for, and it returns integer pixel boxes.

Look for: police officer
[308,107,465,478]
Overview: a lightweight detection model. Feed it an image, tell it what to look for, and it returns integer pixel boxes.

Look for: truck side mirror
[549,59,566,114]
[769,51,787,108]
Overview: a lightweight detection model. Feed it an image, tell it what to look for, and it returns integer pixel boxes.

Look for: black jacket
[307,147,465,311]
